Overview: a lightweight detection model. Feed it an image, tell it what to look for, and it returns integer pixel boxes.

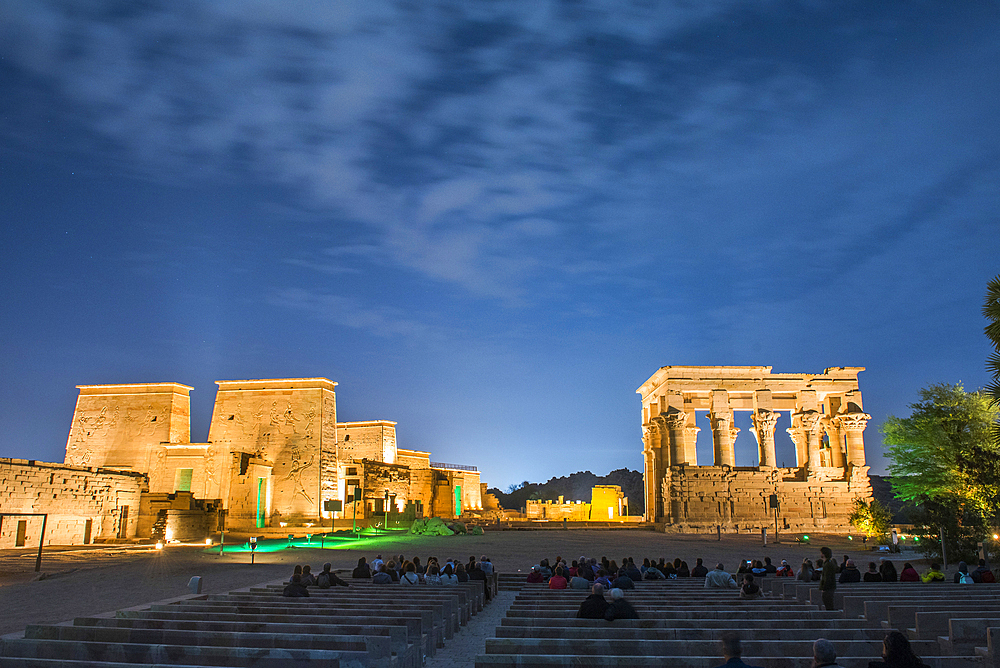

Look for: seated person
[712,631,763,668]
[440,563,459,585]
[972,559,995,583]
[577,583,610,619]
[878,558,898,582]
[526,566,544,583]
[750,560,767,577]
[921,562,945,583]
[691,558,709,578]
[604,588,640,620]
[762,557,777,575]
[739,574,762,599]
[300,564,317,586]
[425,564,442,585]
[839,559,862,583]
[372,564,394,584]
[594,569,613,590]
[549,566,568,589]
[384,560,400,582]
[352,558,372,578]
[705,563,738,589]
[569,571,591,589]
[317,562,349,588]
[401,562,421,585]
[282,574,310,597]
[644,564,666,580]
[868,630,931,668]
[611,570,635,590]
[623,559,643,581]
[899,563,920,582]
[677,561,690,578]
[863,562,883,582]
[775,560,794,577]
[955,562,973,584]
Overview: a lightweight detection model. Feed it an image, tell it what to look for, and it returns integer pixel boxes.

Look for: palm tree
[984,274,1000,445]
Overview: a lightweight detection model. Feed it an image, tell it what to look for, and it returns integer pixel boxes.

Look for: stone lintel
[215,378,337,392]
[76,383,193,395]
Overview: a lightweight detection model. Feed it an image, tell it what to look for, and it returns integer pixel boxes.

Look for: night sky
[1,1,998,491]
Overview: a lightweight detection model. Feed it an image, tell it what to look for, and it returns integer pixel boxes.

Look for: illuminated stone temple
[2,378,482,546]
[638,366,873,531]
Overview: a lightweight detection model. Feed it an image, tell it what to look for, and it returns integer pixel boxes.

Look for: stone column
[835,412,870,468]
[786,422,806,469]
[642,422,658,522]
[824,420,845,469]
[800,410,824,471]
[751,409,779,468]
[684,420,700,466]
[709,412,736,467]
[664,410,688,468]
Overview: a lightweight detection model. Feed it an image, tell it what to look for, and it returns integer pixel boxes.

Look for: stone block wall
[0,458,146,546]
[661,464,872,531]
[338,421,397,464]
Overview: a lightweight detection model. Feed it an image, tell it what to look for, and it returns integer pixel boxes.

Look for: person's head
[958,561,968,573]
[883,630,918,661]
[357,557,367,567]
[802,558,811,567]
[820,546,832,559]
[456,563,466,573]
[413,556,421,565]
[293,564,303,575]
[443,563,453,575]
[696,558,703,566]
[290,574,302,583]
[719,631,742,660]
[781,560,788,567]
[597,569,607,578]
[592,583,605,596]
[813,638,837,665]
[716,563,725,571]
[609,588,624,601]
[764,557,772,565]
[674,557,681,568]
[868,562,878,572]
[302,564,311,574]
[845,559,855,569]
[980,559,987,568]
[930,562,940,571]
[378,564,387,573]
[322,562,332,573]
[742,574,754,585]
[554,566,564,577]
[405,562,415,573]
[387,560,396,570]
[903,563,913,570]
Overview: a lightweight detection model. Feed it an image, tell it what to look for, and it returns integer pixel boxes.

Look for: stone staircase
[0,576,497,667]
[475,576,998,667]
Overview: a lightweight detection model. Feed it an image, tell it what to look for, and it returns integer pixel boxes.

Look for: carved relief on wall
[283,447,315,504]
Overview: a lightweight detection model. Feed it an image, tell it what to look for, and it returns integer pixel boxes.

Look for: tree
[984,274,1000,447]
[849,498,891,541]
[882,383,1000,561]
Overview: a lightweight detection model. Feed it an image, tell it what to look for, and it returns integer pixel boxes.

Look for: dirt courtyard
[0,529,926,637]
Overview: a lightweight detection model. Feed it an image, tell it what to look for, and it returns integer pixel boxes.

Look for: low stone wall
[0,458,146,546]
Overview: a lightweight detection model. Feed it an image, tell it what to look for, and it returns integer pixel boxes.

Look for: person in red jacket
[775,559,794,577]
[899,563,920,582]
[548,566,568,589]
[526,566,544,583]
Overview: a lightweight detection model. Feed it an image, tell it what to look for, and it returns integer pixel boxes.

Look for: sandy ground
[0,529,929,637]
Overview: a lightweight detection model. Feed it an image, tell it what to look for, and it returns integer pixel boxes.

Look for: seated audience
[737,560,752,575]
[577,583,610,619]
[300,564,317,586]
[570,571,591,589]
[812,637,845,668]
[775,559,793,577]
[879,558,898,582]
[644,564,665,579]
[864,562,883,582]
[526,566,544,583]
[469,561,491,601]
[811,559,824,581]
[282,574,310,597]
[899,563,920,582]
[920,562,945,583]
[317,562,349,588]
[455,562,469,582]
[611,571,635,590]
[401,562,420,585]
[867,630,931,668]
[797,559,814,581]
[624,559,643,581]
[372,564,394,584]
[972,559,995,583]
[352,557,371,578]
[385,560,400,582]
[712,631,763,668]
[705,563,738,589]
[739,574,762,599]
[549,566,568,589]
[691,558,709,578]
[594,569,613,589]
[751,560,767,577]
[839,559,861,583]
[604,587,640,620]
[425,565,442,585]
[440,563,459,585]
[954,561,972,584]
[480,556,494,575]
[677,560,691,578]
[763,557,777,575]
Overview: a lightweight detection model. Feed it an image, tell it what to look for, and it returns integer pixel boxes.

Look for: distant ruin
[638,366,872,531]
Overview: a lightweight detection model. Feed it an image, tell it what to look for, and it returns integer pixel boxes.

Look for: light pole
[383,490,389,533]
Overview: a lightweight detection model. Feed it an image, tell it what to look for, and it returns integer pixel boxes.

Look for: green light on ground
[203,528,413,554]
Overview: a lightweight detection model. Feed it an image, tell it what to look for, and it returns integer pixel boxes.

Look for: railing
[429,462,478,472]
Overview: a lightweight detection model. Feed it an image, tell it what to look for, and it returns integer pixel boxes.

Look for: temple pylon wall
[637,366,873,530]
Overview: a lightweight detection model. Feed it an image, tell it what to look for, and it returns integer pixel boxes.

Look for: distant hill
[488,469,645,516]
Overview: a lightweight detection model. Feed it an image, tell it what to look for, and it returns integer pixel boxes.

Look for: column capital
[664,410,688,430]
[834,412,871,432]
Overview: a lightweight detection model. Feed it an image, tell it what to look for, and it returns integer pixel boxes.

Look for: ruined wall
[206,379,336,522]
[662,465,872,531]
[0,458,145,546]
[361,461,411,511]
[225,455,273,530]
[65,383,192,471]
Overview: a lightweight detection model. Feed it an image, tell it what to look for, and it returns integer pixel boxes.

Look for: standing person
[819,547,837,611]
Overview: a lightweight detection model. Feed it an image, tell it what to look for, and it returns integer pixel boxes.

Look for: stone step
[474,654,982,668]
[482,637,942,657]
[494,626,885,641]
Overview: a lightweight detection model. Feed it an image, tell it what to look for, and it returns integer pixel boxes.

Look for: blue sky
[1,1,998,491]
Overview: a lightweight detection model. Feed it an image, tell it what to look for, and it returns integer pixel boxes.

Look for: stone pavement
[424,591,516,668]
